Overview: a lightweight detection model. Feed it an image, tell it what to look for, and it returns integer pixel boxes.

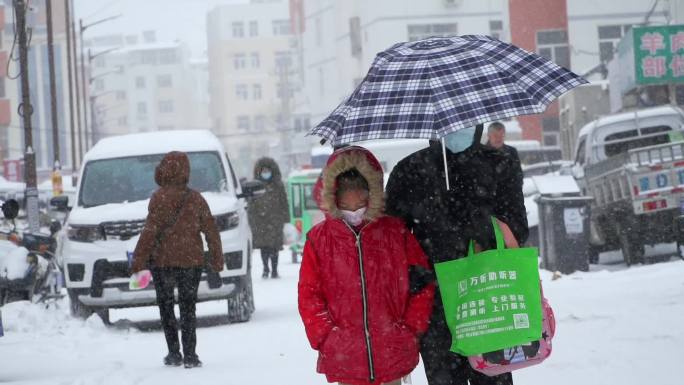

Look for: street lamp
[78,14,122,151]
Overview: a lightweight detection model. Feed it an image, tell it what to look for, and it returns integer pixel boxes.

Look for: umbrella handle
[473,123,484,145]
[441,138,450,191]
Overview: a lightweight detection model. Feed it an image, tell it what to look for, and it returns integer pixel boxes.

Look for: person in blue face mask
[443,127,477,154]
[247,158,290,278]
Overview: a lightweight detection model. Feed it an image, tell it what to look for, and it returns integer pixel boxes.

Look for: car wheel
[588,245,600,264]
[95,308,111,325]
[616,221,643,266]
[227,279,253,323]
[68,289,94,319]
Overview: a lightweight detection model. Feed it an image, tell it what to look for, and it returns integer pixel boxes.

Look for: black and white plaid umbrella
[309,35,588,146]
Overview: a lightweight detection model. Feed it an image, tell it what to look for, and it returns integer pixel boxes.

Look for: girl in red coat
[298,146,435,385]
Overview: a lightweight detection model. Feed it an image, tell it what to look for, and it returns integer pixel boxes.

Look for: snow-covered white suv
[51,130,262,323]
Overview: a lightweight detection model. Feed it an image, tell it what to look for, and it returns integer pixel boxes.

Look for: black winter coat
[385,141,528,266]
[247,157,290,250]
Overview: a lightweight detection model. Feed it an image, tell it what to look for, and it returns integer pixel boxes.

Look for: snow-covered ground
[1,251,683,385]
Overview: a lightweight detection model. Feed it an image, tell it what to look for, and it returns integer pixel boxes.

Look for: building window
[277,83,293,99]
[249,20,258,37]
[159,100,174,113]
[536,29,570,69]
[274,51,292,73]
[232,21,244,38]
[158,49,178,65]
[543,132,559,147]
[254,115,266,131]
[597,24,632,63]
[94,56,106,68]
[137,102,147,117]
[253,84,262,100]
[251,52,260,68]
[157,74,173,88]
[94,78,104,91]
[135,76,146,89]
[237,115,250,131]
[116,90,126,100]
[117,116,128,126]
[233,53,246,69]
[272,19,290,36]
[489,20,503,40]
[542,116,560,132]
[407,23,458,42]
[235,84,248,100]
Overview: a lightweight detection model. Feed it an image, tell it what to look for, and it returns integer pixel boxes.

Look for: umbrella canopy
[309,35,588,146]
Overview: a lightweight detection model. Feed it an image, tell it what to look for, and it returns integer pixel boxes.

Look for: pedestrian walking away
[298,146,435,385]
[131,151,224,369]
[248,157,290,279]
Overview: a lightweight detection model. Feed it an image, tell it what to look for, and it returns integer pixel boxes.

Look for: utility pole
[14,0,40,232]
[64,0,78,180]
[45,0,63,196]
[72,20,83,168]
[79,19,89,150]
[46,0,59,165]
[77,15,121,149]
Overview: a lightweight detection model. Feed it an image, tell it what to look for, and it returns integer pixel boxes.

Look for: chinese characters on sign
[634,26,684,85]
[458,270,518,296]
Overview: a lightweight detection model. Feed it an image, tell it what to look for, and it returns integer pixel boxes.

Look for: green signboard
[634,25,684,85]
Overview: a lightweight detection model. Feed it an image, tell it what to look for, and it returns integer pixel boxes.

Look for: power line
[82,0,121,21]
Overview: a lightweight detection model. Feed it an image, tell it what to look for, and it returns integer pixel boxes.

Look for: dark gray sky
[74,0,246,56]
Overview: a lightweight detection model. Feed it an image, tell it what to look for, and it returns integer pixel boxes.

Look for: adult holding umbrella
[309,35,586,385]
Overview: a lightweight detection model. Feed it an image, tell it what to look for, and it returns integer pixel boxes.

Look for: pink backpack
[468,292,555,376]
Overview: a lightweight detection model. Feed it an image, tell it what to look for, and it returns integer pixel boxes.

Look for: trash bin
[530,175,593,274]
[536,195,594,274]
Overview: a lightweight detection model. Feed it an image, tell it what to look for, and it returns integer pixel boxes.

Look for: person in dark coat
[132,151,224,369]
[248,157,290,279]
[486,122,523,187]
[385,129,528,385]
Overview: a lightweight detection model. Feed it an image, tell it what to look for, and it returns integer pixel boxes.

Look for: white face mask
[340,207,367,226]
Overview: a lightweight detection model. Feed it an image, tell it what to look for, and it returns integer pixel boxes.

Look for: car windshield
[79,151,226,208]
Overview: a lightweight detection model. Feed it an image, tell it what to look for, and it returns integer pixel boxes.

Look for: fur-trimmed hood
[253,157,283,182]
[316,146,384,222]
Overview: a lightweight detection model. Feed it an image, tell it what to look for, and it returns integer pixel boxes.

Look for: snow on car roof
[577,105,684,138]
[84,130,225,162]
[531,175,580,195]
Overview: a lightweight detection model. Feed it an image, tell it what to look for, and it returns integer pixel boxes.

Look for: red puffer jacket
[298,146,434,385]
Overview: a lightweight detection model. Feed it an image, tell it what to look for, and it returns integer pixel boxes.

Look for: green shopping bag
[434,218,542,356]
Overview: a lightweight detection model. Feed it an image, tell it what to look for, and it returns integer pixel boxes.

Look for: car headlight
[67,224,104,242]
[215,211,239,231]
